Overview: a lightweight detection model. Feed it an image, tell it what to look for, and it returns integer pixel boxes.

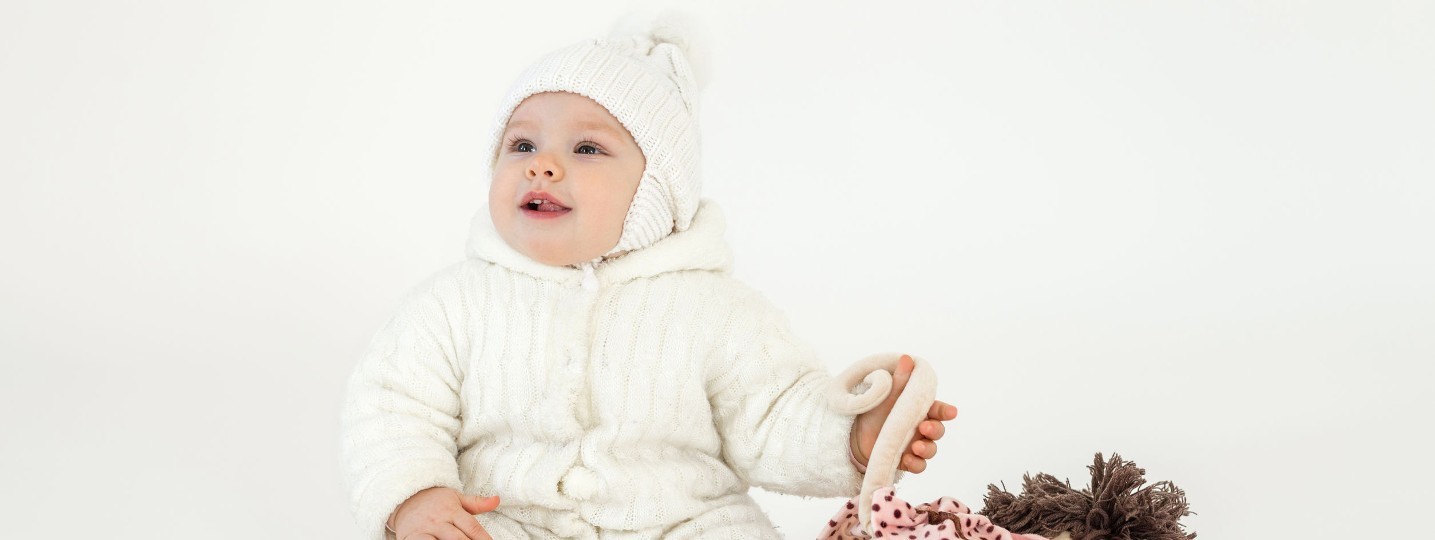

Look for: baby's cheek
[592,194,632,243]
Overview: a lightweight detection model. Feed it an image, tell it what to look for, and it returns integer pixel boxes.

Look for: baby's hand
[849,354,958,474]
[388,487,500,540]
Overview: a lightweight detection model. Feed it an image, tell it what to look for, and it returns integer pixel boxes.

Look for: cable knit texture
[341,201,865,539]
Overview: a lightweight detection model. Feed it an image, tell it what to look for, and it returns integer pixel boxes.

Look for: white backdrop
[2,1,1431,538]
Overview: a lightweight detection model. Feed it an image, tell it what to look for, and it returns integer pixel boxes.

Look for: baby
[341,19,957,540]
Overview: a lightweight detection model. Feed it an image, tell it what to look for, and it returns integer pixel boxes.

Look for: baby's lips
[521,190,569,208]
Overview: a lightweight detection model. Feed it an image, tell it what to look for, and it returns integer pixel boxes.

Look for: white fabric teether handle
[828,353,938,537]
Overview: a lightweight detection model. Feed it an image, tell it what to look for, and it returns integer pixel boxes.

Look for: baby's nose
[527,158,561,180]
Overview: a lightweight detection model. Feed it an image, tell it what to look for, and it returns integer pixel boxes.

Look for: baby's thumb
[867,354,914,417]
[461,494,501,514]
[887,355,914,401]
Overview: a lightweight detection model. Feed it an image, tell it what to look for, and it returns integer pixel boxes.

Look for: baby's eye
[503,135,535,153]
[575,143,602,155]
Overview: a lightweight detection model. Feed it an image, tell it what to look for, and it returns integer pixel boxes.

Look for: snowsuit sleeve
[706,287,867,499]
[340,267,470,540]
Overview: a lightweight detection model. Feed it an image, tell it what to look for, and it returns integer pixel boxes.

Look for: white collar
[465,199,734,289]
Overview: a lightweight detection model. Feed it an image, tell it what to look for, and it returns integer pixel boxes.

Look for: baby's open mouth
[523,198,571,213]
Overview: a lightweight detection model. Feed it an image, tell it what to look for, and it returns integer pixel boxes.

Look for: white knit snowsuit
[341,201,865,539]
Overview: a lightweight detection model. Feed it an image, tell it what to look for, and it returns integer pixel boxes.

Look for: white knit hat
[483,14,707,258]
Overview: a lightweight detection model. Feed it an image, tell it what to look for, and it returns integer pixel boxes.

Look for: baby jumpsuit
[341,201,866,539]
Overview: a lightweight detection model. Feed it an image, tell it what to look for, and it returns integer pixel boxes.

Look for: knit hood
[465,199,733,289]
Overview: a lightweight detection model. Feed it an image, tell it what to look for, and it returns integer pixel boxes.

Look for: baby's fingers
[453,511,493,540]
[900,453,928,473]
[918,420,946,440]
[910,439,938,460]
[460,494,500,515]
[423,523,476,540]
[929,400,958,421]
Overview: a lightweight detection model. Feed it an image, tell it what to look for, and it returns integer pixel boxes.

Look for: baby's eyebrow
[504,119,536,132]
[573,120,626,138]
[503,119,627,139]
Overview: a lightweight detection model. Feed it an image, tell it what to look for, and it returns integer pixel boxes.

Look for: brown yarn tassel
[962,453,1197,540]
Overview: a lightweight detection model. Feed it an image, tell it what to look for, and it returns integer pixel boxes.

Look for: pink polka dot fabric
[817,487,1050,540]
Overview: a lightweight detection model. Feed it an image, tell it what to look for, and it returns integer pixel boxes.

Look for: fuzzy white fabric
[340,201,868,539]
[481,18,704,258]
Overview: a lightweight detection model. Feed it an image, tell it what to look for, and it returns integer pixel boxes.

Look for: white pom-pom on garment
[558,465,602,501]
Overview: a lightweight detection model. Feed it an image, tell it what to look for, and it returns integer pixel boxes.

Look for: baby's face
[489,91,645,267]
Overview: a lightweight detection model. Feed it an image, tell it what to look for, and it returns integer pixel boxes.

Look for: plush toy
[821,355,1195,539]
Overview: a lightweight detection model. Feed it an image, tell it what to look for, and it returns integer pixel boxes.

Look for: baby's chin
[512,236,618,267]
[526,249,590,267]
[490,209,623,266]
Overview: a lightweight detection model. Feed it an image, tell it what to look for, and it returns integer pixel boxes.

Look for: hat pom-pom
[609,8,712,93]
